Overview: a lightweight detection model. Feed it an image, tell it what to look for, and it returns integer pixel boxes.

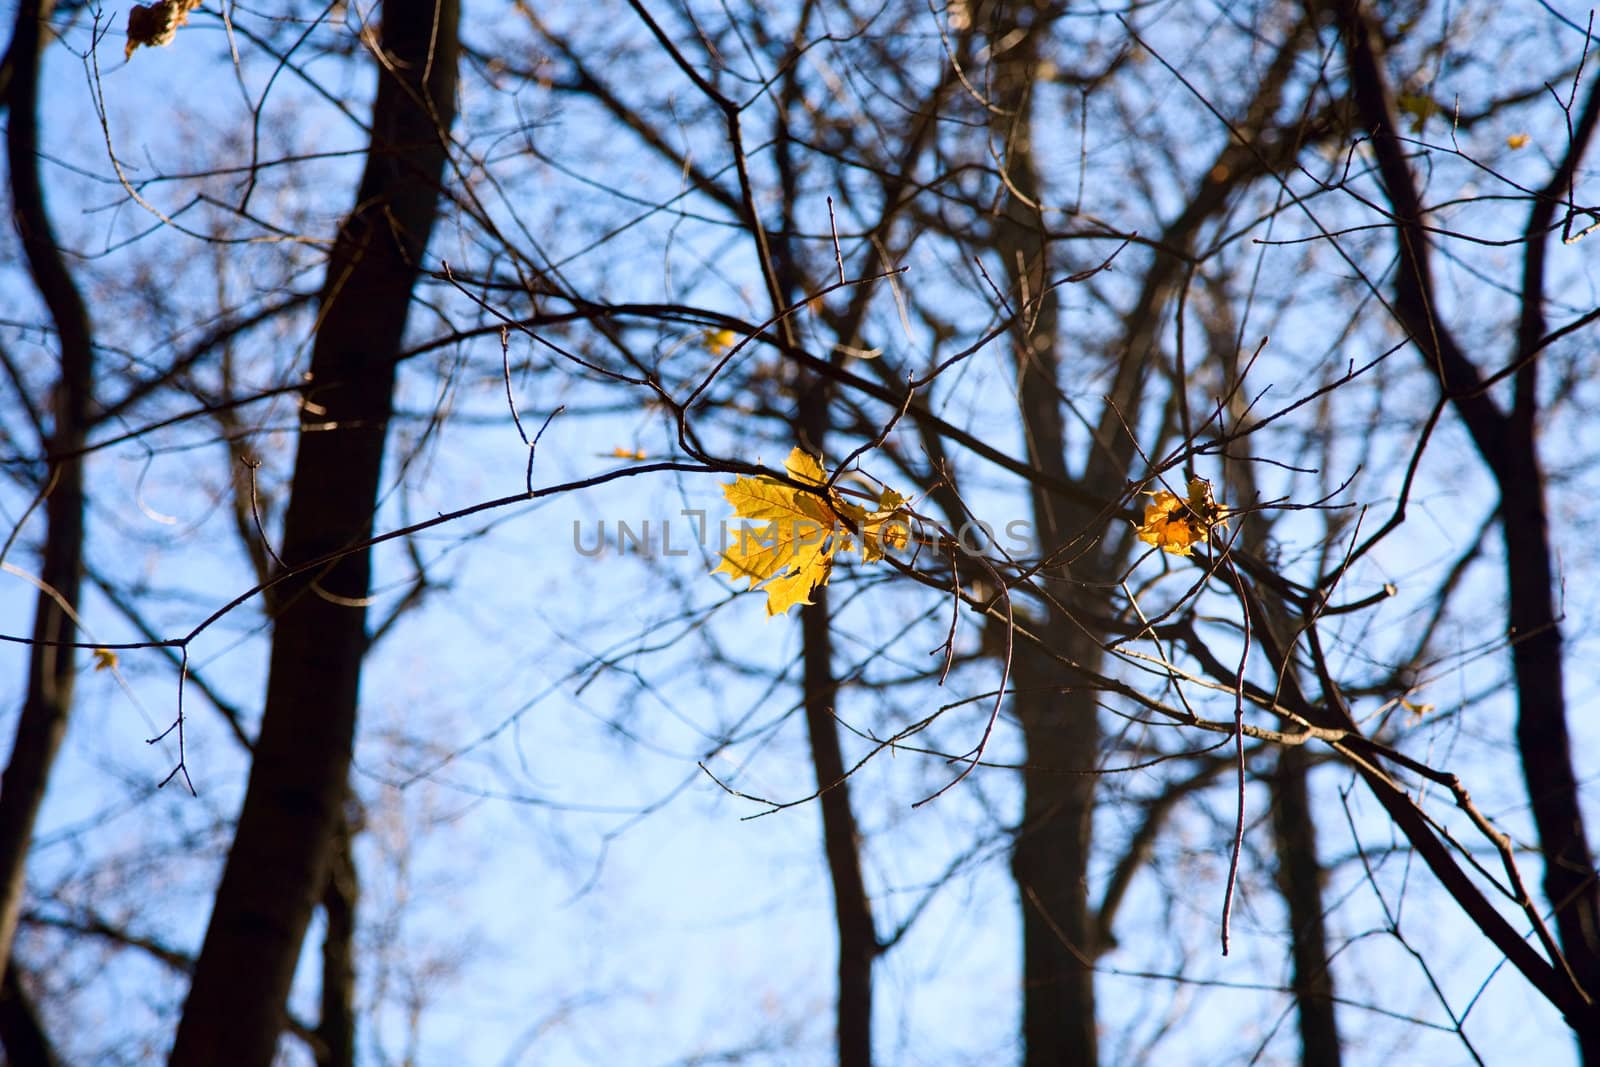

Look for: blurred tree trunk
[316,812,359,1067]
[982,4,1103,1061]
[169,1,459,1062]
[0,957,60,1067]
[788,100,875,1050]
[801,585,876,1067]
[1273,747,1342,1067]
[1010,647,1102,1067]
[1218,303,1344,1066]
[0,0,94,979]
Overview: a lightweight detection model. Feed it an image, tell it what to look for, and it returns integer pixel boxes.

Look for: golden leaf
[757,545,834,613]
[783,448,827,487]
[704,329,738,356]
[714,448,909,614]
[1400,698,1436,721]
[92,648,119,672]
[714,514,835,616]
[1136,477,1228,557]
[1507,132,1530,150]
[837,487,912,563]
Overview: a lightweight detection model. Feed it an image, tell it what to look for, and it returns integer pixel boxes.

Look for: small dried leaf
[1401,698,1436,721]
[125,0,203,58]
[1136,477,1228,557]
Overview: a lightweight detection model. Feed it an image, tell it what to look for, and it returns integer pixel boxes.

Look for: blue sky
[1,0,1597,1063]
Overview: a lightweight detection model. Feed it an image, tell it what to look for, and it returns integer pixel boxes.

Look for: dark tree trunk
[316,812,359,1067]
[973,3,1104,1060]
[1272,747,1342,1067]
[791,252,875,1062]
[976,4,1103,1061]
[801,587,876,1067]
[169,2,459,1062]
[0,0,94,974]
[1501,426,1600,1053]
[0,957,60,1067]
[1011,658,1102,1067]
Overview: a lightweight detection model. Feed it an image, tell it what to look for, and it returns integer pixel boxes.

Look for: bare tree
[1321,5,1600,1054]
[2,1,1597,1065]
[0,0,95,990]
[170,0,460,1060]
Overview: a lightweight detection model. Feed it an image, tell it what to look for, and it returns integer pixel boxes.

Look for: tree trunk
[1272,747,1342,1067]
[0,956,60,1067]
[169,2,458,1062]
[0,0,95,973]
[1501,436,1600,1058]
[1329,3,1600,1051]
[1227,352,1345,1067]
[977,4,1103,1062]
[801,587,876,1067]
[794,285,875,1062]
[316,812,359,1067]
[1011,656,1102,1067]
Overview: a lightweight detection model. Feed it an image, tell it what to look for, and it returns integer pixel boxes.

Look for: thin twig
[827,195,845,284]
[1219,555,1253,955]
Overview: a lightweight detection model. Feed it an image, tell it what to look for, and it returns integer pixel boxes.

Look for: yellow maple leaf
[714,448,909,614]
[704,329,738,355]
[1136,477,1228,557]
[720,452,835,529]
[836,487,912,563]
[91,648,118,672]
[783,448,827,487]
[757,544,835,613]
[1507,132,1530,150]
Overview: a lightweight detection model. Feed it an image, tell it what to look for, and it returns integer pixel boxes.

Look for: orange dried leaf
[125,0,203,58]
[1135,477,1227,557]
